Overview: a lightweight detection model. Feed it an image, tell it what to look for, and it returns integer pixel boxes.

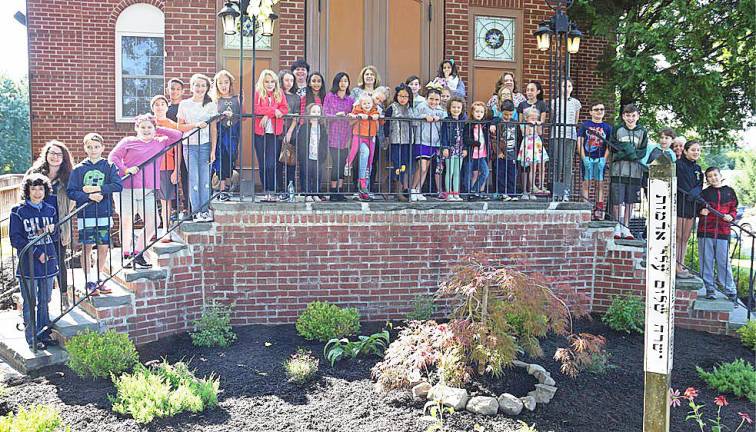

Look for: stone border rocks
[419,361,557,418]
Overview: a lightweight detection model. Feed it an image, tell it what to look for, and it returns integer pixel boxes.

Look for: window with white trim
[115,3,164,122]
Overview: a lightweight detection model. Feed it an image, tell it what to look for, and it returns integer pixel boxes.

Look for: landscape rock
[427,385,469,411]
[497,393,523,416]
[527,364,548,377]
[528,384,558,403]
[512,360,529,368]
[465,396,498,416]
[520,395,537,411]
[412,382,432,400]
[540,375,556,386]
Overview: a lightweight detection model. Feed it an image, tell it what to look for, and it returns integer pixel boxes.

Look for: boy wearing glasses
[577,103,612,220]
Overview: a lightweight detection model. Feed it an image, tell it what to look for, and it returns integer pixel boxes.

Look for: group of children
[11,60,742,350]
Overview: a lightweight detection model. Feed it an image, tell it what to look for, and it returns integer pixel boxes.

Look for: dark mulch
[1,317,754,432]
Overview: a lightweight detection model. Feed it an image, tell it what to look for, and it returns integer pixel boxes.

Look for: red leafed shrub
[372,255,604,391]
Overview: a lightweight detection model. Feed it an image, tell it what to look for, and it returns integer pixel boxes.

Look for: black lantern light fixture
[217,0,280,200]
[532,0,583,200]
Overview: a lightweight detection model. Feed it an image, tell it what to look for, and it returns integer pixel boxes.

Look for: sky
[0,0,27,79]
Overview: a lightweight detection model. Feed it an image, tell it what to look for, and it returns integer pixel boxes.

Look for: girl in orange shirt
[346,93,380,200]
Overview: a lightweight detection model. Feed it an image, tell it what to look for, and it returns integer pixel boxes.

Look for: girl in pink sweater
[108,114,182,268]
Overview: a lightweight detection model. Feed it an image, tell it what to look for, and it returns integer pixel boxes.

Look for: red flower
[713,395,728,407]
[738,412,753,425]
[683,387,699,401]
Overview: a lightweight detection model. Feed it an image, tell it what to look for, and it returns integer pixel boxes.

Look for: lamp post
[533,0,582,201]
[218,0,279,200]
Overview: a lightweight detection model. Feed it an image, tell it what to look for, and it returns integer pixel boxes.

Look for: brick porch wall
[110,205,599,344]
[90,205,728,345]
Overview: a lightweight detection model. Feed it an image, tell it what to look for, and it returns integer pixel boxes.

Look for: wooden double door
[306,0,444,90]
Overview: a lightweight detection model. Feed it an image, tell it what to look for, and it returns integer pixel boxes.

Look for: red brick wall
[112,208,599,344]
[277,0,306,68]
[93,206,728,345]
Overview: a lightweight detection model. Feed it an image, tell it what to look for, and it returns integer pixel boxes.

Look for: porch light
[218,1,240,36]
[534,23,551,52]
[567,28,582,54]
[260,13,278,37]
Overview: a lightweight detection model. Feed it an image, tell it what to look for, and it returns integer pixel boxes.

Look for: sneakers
[85,281,100,297]
[521,193,531,201]
[192,211,213,222]
[313,195,322,202]
[132,253,152,269]
[705,292,717,300]
[358,192,372,201]
[439,192,448,200]
[28,341,46,351]
[622,226,635,240]
[409,189,420,202]
[613,225,623,240]
[217,191,231,202]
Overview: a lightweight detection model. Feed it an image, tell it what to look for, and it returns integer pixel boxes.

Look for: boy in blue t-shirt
[67,133,123,296]
[10,173,59,350]
[577,103,612,220]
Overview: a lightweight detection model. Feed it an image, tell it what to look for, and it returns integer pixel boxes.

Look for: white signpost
[643,156,676,432]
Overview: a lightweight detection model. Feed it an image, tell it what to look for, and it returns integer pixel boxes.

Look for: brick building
[26,0,608,161]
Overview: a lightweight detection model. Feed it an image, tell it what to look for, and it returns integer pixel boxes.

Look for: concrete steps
[0,239,189,373]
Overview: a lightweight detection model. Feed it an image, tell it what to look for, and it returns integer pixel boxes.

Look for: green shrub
[324,330,390,366]
[295,301,360,342]
[190,303,237,348]
[109,360,219,424]
[696,359,756,403]
[65,330,138,378]
[602,295,645,334]
[736,320,756,351]
[405,295,436,321]
[0,404,68,432]
[283,349,319,384]
[733,265,754,300]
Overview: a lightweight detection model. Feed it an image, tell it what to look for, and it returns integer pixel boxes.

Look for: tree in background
[573,0,755,146]
[733,151,756,207]
[0,74,31,173]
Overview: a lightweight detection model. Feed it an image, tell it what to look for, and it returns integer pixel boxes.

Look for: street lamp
[532,0,583,201]
[217,0,279,200]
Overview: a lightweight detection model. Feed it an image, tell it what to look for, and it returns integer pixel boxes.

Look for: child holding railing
[109,114,183,269]
[67,133,122,296]
[698,167,739,301]
[346,93,381,201]
[410,87,446,201]
[10,173,58,350]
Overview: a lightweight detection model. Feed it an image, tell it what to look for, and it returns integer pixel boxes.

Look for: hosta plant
[324,330,390,366]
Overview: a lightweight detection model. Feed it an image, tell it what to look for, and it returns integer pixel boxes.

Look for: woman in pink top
[108,114,182,268]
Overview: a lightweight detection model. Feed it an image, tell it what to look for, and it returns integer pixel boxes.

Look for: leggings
[330,147,348,182]
[347,136,375,180]
[445,155,462,194]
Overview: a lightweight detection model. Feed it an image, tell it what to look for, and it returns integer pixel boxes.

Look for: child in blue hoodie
[68,133,123,296]
[10,173,59,350]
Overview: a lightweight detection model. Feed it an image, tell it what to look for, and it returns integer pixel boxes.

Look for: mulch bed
[1,317,754,432]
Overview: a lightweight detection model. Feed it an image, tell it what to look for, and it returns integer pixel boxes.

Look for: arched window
[115,3,164,122]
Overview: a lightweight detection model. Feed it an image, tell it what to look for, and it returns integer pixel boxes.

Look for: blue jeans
[18,276,53,345]
[494,157,518,195]
[470,157,490,193]
[699,237,737,295]
[254,134,282,193]
[183,142,212,213]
